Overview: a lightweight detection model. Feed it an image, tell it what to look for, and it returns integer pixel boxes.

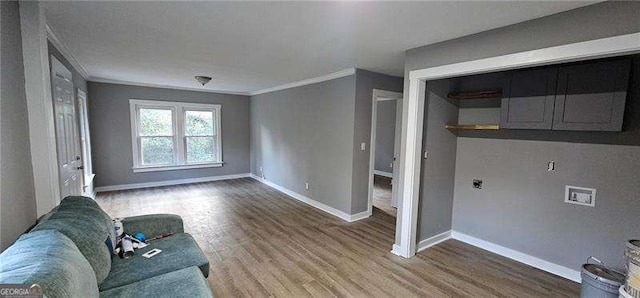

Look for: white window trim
[129,99,223,172]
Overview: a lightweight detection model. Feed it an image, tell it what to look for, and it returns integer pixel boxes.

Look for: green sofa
[0,196,213,297]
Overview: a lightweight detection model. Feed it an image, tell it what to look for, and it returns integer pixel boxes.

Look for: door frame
[367,89,403,216]
[20,2,60,216]
[393,32,640,258]
[77,89,95,197]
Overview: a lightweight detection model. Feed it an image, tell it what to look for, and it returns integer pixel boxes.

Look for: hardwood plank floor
[95,178,579,297]
[373,175,396,217]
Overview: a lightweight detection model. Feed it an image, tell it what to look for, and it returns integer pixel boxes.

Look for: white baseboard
[417,230,452,252]
[349,210,371,222]
[373,170,393,178]
[95,173,251,192]
[250,174,369,223]
[391,244,403,256]
[451,231,581,283]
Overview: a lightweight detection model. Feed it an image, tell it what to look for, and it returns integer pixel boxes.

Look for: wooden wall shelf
[445,124,500,130]
[448,90,502,100]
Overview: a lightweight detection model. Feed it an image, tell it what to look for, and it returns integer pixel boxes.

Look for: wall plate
[565,185,596,207]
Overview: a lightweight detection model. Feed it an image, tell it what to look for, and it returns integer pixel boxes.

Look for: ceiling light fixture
[195,76,212,86]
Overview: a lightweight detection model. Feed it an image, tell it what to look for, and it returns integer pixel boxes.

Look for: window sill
[132,162,223,173]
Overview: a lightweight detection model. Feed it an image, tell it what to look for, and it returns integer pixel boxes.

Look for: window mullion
[175,106,184,165]
[135,106,142,168]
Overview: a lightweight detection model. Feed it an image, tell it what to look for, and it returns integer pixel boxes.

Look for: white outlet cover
[565,185,596,207]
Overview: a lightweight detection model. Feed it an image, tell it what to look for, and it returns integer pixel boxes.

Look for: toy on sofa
[120,236,134,258]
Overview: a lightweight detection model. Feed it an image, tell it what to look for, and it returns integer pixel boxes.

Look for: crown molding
[46,24,90,80]
[89,77,251,96]
[250,68,356,96]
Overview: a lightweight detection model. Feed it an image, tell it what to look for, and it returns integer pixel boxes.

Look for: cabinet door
[552,59,630,131]
[500,67,558,129]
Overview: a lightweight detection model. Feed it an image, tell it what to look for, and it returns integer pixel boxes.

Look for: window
[130,99,222,172]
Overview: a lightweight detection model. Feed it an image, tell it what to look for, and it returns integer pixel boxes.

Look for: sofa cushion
[122,214,184,236]
[32,203,113,284]
[99,233,209,291]
[59,196,116,249]
[0,230,99,298]
[99,266,213,298]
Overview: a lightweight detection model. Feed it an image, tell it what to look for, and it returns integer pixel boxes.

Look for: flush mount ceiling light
[195,76,212,86]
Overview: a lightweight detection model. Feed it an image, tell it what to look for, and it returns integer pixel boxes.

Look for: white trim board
[391,244,403,257]
[250,68,355,96]
[416,230,451,252]
[395,32,640,259]
[250,174,369,223]
[451,231,581,283]
[46,24,90,79]
[91,68,356,97]
[90,77,251,96]
[373,170,393,178]
[94,173,251,192]
[21,2,61,216]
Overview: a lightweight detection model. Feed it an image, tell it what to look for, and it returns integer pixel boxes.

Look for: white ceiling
[44,1,597,95]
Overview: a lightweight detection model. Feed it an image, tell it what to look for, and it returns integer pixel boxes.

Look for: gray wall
[1,1,37,251]
[417,79,458,240]
[87,82,250,187]
[404,1,640,270]
[374,100,396,173]
[250,75,356,214]
[453,138,640,270]
[351,70,403,213]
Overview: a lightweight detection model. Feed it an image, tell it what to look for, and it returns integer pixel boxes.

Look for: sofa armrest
[122,214,184,237]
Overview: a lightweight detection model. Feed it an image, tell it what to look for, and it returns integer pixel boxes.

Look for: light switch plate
[360,142,366,151]
[565,185,596,207]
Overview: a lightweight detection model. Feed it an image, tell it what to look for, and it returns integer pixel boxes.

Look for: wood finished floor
[95,178,579,297]
[373,175,396,217]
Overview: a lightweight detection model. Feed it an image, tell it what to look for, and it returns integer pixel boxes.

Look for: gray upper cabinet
[552,59,630,131]
[500,68,558,130]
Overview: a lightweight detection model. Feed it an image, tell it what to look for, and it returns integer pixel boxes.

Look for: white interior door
[51,57,82,198]
[391,98,403,208]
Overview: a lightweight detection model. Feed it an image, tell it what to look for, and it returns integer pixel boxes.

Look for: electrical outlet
[259,166,263,172]
[473,179,482,189]
[390,162,393,168]
[547,161,555,171]
[360,142,366,151]
[305,182,310,190]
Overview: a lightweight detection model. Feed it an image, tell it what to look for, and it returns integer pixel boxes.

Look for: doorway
[368,89,403,217]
